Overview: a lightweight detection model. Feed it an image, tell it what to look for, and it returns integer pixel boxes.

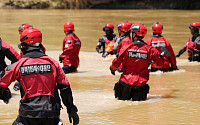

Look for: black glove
[59,56,63,63]
[116,53,119,58]
[67,105,79,125]
[110,68,115,75]
[68,111,79,125]
[102,52,109,57]
[13,82,20,91]
[0,87,12,104]
[98,49,103,53]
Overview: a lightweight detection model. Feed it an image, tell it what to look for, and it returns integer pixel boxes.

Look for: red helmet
[126,21,132,29]
[152,22,163,33]
[18,24,33,32]
[189,22,200,30]
[20,28,42,45]
[103,23,114,31]
[64,21,74,32]
[131,23,147,37]
[117,22,131,32]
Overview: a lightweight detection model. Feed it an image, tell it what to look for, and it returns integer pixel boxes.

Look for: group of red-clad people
[0,20,200,124]
[0,22,79,125]
[97,21,200,101]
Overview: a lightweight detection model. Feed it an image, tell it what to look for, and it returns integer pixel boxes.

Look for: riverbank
[1,0,200,9]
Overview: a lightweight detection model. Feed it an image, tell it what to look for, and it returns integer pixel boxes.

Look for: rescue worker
[13,24,46,91]
[145,22,178,72]
[114,21,131,55]
[96,23,118,57]
[113,21,131,72]
[176,22,200,61]
[110,23,169,101]
[0,37,20,103]
[59,21,81,74]
[0,28,79,125]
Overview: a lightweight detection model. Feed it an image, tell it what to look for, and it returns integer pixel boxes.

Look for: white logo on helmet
[132,25,140,31]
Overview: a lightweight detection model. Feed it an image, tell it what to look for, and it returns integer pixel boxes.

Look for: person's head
[117,22,131,36]
[130,23,147,41]
[18,24,33,35]
[189,22,200,37]
[103,23,114,36]
[152,22,163,34]
[19,28,42,53]
[64,21,74,34]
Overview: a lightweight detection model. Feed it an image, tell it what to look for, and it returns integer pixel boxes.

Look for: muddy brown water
[0,9,200,125]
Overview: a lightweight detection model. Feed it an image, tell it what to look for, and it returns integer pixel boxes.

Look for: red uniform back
[145,36,177,69]
[110,40,163,86]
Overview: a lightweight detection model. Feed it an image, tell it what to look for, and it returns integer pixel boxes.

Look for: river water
[0,9,200,125]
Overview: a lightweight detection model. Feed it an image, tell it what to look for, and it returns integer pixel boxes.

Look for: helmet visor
[18,26,24,31]
[190,27,199,36]
[117,24,122,29]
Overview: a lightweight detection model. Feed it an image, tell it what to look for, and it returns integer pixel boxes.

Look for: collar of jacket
[131,39,147,45]
[152,33,162,37]
[22,46,46,58]
[66,32,75,36]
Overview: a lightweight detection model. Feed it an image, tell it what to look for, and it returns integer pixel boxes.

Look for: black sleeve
[58,84,78,114]
[5,48,18,64]
[96,37,105,52]
[176,48,185,57]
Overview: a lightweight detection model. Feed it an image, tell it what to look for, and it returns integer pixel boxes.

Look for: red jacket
[117,35,131,53]
[0,39,20,71]
[0,50,72,118]
[110,40,163,86]
[60,33,81,67]
[145,35,177,69]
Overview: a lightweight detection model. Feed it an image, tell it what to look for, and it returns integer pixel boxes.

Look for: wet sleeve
[151,47,164,66]
[194,36,200,49]
[60,38,74,59]
[96,37,104,52]
[110,45,128,71]
[56,63,77,113]
[182,40,189,51]
[6,47,20,63]
[113,37,121,50]
[0,64,17,87]
[117,42,122,53]
[165,40,177,69]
